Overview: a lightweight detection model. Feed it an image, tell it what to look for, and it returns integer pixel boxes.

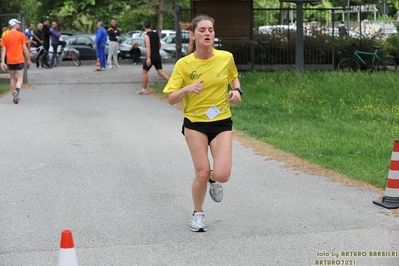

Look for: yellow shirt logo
[189,71,202,80]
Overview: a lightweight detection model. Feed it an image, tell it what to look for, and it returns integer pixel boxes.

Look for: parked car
[64,34,124,60]
[140,30,176,39]
[376,27,398,40]
[160,30,176,39]
[348,31,371,39]
[126,30,143,38]
[64,35,97,60]
[60,31,87,37]
[160,31,221,57]
[161,33,190,57]
[118,37,172,60]
[106,35,128,46]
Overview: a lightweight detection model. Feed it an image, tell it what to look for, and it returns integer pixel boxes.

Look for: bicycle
[50,44,81,67]
[337,46,397,72]
[35,45,53,69]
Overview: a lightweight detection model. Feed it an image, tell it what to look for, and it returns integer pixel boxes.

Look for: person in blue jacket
[93,21,107,70]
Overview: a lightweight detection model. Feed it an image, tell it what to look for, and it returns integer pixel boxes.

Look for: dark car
[65,34,125,60]
[60,31,87,36]
[65,35,97,60]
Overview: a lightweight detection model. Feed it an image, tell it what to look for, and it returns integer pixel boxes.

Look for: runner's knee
[195,168,211,183]
[212,168,231,183]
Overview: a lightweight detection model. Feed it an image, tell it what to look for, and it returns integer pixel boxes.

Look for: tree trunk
[279,2,284,25]
[157,0,164,40]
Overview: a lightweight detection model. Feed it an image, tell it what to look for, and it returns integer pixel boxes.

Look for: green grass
[0,84,10,95]
[152,70,399,189]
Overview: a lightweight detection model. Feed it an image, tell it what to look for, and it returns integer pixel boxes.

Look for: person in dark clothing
[129,42,141,65]
[33,23,45,68]
[107,19,121,69]
[42,19,50,51]
[338,21,348,38]
[138,20,169,95]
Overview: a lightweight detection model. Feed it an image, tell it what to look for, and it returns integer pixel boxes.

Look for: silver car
[118,37,172,60]
[161,34,190,57]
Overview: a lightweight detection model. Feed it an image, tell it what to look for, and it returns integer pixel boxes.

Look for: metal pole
[295,2,304,74]
[347,0,350,36]
[383,0,387,34]
[174,4,182,60]
[20,11,28,84]
[290,3,293,24]
[332,10,335,69]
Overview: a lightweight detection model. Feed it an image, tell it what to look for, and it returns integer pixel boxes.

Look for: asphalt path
[1,62,399,266]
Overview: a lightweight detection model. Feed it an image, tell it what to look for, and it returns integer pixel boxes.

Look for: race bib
[205,105,220,120]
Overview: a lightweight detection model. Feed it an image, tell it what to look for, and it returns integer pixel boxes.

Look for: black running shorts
[143,54,163,70]
[7,63,24,71]
[182,117,233,145]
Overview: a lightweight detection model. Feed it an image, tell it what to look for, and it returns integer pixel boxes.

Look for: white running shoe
[108,65,113,69]
[209,182,223,202]
[190,212,206,232]
[136,88,149,95]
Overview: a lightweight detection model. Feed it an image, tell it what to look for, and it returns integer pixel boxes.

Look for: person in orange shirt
[1,19,31,104]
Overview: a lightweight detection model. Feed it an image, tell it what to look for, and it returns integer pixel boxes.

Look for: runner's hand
[228,90,241,104]
[185,80,204,94]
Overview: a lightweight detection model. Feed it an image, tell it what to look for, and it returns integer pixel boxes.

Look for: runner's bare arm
[1,47,6,71]
[22,44,31,65]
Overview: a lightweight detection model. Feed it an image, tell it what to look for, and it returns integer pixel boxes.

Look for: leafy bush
[381,34,399,63]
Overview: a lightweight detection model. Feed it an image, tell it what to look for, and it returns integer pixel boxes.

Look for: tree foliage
[1,0,397,33]
[0,0,37,26]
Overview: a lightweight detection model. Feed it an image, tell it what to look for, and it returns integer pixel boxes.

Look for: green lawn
[153,70,399,189]
[0,83,9,95]
[233,71,398,189]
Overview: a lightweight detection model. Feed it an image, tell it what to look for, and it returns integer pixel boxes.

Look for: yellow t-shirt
[163,49,238,122]
[0,29,10,47]
[2,29,10,38]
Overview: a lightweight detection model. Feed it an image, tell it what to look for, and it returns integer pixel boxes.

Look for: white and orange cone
[58,230,78,266]
[95,58,101,71]
[373,140,399,209]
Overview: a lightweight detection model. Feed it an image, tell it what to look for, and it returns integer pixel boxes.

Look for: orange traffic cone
[95,58,101,71]
[373,140,399,209]
[58,230,78,266]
